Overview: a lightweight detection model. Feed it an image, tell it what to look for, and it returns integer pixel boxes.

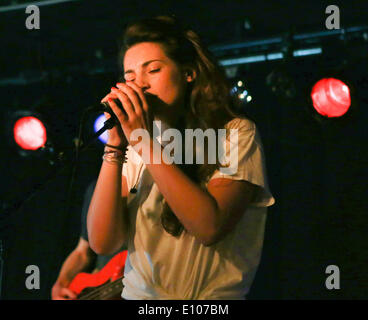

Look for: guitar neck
[78,276,124,300]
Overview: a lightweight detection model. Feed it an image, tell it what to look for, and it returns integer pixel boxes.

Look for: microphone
[86,91,158,137]
[100,99,126,125]
[84,100,122,124]
[83,99,129,131]
[96,91,157,121]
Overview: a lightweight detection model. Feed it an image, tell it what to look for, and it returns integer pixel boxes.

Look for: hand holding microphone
[100,96,128,148]
[101,81,155,149]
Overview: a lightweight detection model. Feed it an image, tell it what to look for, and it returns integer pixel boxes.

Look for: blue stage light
[94,114,108,144]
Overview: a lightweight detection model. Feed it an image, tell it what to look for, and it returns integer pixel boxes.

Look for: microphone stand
[0,116,118,300]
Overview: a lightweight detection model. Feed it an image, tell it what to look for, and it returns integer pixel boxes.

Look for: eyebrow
[124,59,164,75]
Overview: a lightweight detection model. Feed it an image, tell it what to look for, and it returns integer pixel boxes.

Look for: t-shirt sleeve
[80,179,97,241]
[207,118,275,208]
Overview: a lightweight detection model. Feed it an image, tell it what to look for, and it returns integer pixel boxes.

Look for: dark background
[0,0,367,299]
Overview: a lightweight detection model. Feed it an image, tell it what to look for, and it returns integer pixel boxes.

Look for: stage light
[94,114,108,144]
[232,80,252,101]
[230,80,254,112]
[6,109,59,159]
[311,78,351,118]
[13,115,47,151]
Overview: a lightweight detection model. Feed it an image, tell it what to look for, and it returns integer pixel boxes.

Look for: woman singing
[87,15,275,300]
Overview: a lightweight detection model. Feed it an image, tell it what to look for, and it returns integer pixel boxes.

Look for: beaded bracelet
[104,150,123,157]
[102,148,128,164]
[102,153,124,164]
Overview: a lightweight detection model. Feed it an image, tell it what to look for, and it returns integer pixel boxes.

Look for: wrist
[106,138,127,148]
[104,143,127,152]
[103,147,127,165]
[55,278,70,288]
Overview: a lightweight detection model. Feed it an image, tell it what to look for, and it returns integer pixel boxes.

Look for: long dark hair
[118,15,248,237]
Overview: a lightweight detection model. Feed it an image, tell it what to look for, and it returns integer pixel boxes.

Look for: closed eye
[121,69,160,81]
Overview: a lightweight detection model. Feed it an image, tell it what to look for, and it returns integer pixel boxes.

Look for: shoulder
[223,117,256,143]
[224,117,255,131]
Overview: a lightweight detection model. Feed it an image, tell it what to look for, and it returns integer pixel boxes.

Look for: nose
[134,74,150,93]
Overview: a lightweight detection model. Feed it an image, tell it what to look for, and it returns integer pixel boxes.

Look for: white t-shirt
[121,117,275,300]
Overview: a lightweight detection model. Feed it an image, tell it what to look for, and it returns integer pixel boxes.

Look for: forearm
[55,250,92,287]
[87,159,127,255]
[142,140,219,244]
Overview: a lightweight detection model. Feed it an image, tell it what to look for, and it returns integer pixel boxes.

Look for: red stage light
[311,78,351,118]
[13,116,47,150]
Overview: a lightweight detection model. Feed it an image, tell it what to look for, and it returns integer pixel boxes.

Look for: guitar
[68,250,128,300]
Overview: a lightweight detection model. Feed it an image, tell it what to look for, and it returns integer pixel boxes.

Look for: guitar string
[92,284,123,300]
[78,281,110,300]
[92,283,124,300]
[79,277,123,300]
[79,276,123,300]
[88,281,123,300]
[78,276,124,300]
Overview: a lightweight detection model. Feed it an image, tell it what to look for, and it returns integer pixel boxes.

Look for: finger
[116,82,143,117]
[124,81,153,136]
[101,94,121,123]
[101,92,118,103]
[124,81,149,113]
[60,288,77,299]
[108,97,129,123]
[104,111,111,120]
[102,93,128,121]
[111,87,135,120]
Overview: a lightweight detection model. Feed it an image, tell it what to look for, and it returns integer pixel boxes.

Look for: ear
[184,67,196,83]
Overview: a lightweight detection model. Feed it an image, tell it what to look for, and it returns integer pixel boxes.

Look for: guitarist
[51,180,126,300]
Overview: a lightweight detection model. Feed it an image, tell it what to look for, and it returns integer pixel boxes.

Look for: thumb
[60,287,78,300]
[104,111,111,120]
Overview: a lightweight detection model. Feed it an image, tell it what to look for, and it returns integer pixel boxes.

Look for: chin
[151,97,183,125]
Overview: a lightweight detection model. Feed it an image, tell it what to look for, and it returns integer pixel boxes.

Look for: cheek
[169,73,186,99]
[157,74,183,103]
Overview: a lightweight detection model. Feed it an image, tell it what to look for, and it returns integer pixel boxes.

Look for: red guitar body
[68,250,128,300]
